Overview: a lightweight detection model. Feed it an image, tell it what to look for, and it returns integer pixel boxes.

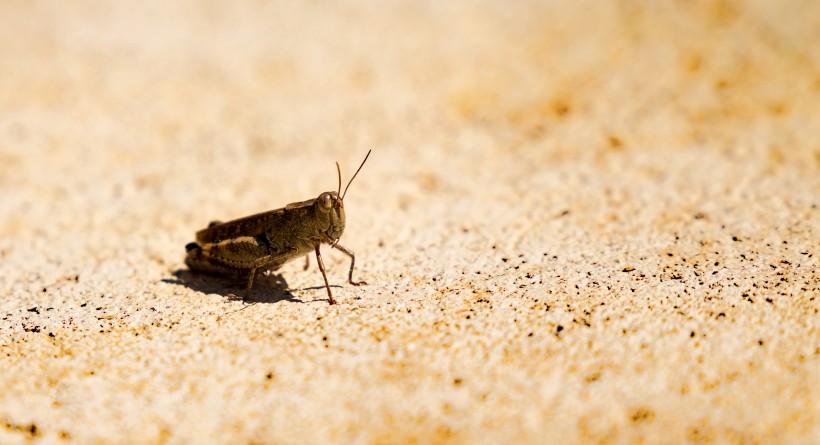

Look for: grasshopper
[185,150,371,304]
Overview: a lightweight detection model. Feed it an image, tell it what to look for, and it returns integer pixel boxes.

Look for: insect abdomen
[185,236,271,277]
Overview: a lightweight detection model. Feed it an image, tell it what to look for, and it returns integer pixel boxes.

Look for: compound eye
[321,193,334,209]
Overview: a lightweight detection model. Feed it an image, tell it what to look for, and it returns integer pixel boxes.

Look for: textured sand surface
[1,1,819,444]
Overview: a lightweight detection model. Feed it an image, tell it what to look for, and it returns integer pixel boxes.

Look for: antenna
[336,162,342,196]
[342,149,372,200]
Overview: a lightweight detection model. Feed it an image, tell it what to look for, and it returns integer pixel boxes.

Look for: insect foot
[184,150,372,305]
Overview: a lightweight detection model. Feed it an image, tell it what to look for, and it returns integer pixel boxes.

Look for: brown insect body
[185,151,370,304]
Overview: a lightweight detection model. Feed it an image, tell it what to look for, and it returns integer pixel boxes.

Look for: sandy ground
[1,1,819,444]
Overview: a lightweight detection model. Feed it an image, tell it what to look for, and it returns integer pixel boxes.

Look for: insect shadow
[164,269,313,305]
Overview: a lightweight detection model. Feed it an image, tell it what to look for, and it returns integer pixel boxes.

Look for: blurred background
[2,1,817,222]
